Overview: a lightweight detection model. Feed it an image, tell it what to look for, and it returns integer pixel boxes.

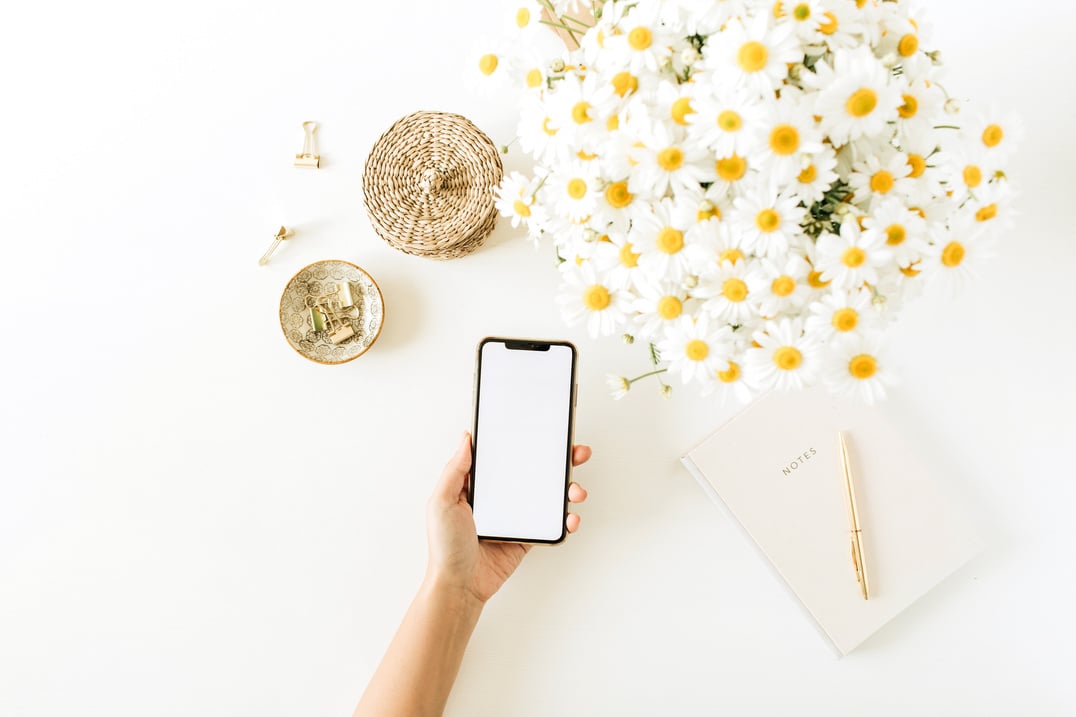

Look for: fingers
[566,512,581,533]
[434,432,472,504]
[571,444,592,467]
[568,482,587,503]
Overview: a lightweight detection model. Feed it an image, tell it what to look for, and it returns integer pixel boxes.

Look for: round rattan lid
[362,111,503,260]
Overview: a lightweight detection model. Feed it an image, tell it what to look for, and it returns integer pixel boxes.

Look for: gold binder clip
[259,226,295,266]
[294,121,320,168]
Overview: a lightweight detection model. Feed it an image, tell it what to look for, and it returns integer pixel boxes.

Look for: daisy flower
[789,144,840,205]
[892,77,945,136]
[603,0,675,74]
[961,106,1024,162]
[815,219,892,290]
[847,150,913,210]
[633,280,700,341]
[547,160,600,221]
[688,84,765,159]
[700,352,756,404]
[920,216,997,294]
[629,121,715,199]
[804,286,878,343]
[730,188,808,261]
[693,257,767,326]
[809,46,902,145]
[745,317,822,392]
[895,123,946,206]
[861,196,929,270]
[756,253,813,319]
[779,0,825,42]
[591,231,648,291]
[749,89,825,185]
[813,2,874,53]
[606,374,631,400]
[823,333,895,404]
[657,315,735,386]
[702,14,800,96]
[493,171,546,231]
[632,197,700,284]
[965,179,1016,230]
[516,96,572,166]
[709,152,755,200]
[546,71,619,151]
[557,262,634,338]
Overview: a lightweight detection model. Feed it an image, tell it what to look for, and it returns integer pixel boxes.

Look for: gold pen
[838,432,869,600]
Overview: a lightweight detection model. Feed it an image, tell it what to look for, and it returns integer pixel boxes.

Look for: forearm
[354,574,484,717]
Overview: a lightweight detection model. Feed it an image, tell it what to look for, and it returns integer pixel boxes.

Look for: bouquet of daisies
[480,0,1017,402]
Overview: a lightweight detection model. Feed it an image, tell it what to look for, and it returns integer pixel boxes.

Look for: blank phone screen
[471,339,575,543]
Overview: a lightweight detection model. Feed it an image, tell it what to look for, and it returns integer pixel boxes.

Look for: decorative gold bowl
[279,260,384,365]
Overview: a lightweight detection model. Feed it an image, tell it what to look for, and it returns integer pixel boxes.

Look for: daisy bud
[944,98,961,114]
[583,228,600,243]
[880,52,898,69]
[928,50,942,65]
[660,384,673,399]
[606,374,631,400]
[550,58,565,73]
[872,294,888,312]
[680,47,700,66]
[622,333,635,345]
[684,274,699,289]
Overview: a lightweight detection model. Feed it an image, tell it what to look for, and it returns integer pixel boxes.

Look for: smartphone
[469,337,578,544]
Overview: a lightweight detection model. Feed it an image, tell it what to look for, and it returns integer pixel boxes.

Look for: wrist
[422,569,486,613]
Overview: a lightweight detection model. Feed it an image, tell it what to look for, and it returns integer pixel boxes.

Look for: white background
[2,1,1074,715]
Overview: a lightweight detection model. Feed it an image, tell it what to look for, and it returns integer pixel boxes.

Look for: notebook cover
[681,387,984,655]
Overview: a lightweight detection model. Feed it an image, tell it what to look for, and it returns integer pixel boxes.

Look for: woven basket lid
[362,111,503,259]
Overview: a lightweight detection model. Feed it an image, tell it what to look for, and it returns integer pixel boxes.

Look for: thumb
[434,432,472,505]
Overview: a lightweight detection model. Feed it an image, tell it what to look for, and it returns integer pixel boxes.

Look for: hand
[425,432,590,605]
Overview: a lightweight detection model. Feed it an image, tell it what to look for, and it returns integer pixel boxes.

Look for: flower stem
[627,368,667,386]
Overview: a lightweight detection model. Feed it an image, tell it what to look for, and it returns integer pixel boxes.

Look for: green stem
[627,368,667,386]
[540,19,581,41]
[934,125,960,130]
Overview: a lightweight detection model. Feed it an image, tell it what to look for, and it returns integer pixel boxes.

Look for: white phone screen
[471,339,576,543]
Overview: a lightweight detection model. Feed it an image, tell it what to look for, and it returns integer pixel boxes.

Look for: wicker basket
[362,111,503,260]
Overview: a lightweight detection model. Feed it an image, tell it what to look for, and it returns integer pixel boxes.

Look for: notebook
[681,387,984,655]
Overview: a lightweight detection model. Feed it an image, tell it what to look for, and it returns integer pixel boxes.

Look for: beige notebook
[681,388,984,655]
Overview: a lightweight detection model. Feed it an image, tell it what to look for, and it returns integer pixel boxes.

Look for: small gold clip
[259,226,294,266]
[294,121,320,168]
[336,281,356,308]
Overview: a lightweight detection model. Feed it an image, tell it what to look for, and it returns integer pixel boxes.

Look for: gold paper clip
[294,121,320,168]
[259,226,294,266]
[335,281,356,308]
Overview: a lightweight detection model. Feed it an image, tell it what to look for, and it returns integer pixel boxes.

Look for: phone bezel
[468,336,578,545]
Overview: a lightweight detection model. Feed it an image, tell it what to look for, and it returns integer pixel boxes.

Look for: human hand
[425,432,590,605]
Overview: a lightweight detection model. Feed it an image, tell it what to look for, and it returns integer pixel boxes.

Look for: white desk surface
[2,1,1074,715]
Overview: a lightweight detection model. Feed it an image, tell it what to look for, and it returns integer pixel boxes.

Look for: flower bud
[944,98,960,114]
[622,333,635,345]
[684,274,699,289]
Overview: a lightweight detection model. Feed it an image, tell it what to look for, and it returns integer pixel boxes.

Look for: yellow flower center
[832,308,858,332]
[526,68,543,88]
[717,361,741,383]
[478,54,499,76]
[657,296,683,319]
[722,278,748,302]
[717,109,743,132]
[797,164,817,183]
[619,242,640,268]
[898,94,918,119]
[513,199,532,218]
[842,247,866,267]
[808,270,831,288]
[870,170,894,193]
[737,41,769,72]
[542,117,558,136]
[982,124,1004,148]
[756,208,780,233]
[819,11,838,34]
[572,101,592,124]
[611,72,638,97]
[773,1,786,18]
[901,263,921,277]
[885,224,906,245]
[769,124,800,155]
[771,276,796,297]
[846,88,878,118]
[516,7,530,28]
[567,178,588,200]
[583,285,611,311]
[657,147,684,171]
[628,26,652,51]
[907,153,925,178]
[606,115,620,131]
[656,227,684,254]
[975,203,998,222]
[671,97,695,125]
[605,181,633,208]
[716,154,747,181]
[898,33,919,57]
[793,3,811,20]
[773,346,803,371]
[848,354,877,379]
[719,248,744,265]
[685,339,709,362]
[697,204,721,222]
[941,241,965,267]
[963,165,982,188]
